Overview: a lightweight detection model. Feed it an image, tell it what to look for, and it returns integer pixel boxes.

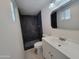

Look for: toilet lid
[34,42,42,48]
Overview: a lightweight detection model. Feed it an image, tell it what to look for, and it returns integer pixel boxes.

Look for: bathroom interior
[1,0,79,59]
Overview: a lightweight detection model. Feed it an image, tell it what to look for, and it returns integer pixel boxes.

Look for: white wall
[0,0,24,59]
[41,0,79,43]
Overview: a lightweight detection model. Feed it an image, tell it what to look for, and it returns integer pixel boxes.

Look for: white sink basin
[48,37,68,47]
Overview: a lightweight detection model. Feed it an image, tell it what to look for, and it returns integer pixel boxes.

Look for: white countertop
[43,36,79,59]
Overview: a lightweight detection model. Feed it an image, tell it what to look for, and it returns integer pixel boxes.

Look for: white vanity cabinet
[43,40,69,59]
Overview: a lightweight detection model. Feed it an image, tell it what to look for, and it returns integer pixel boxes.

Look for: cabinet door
[43,40,50,59]
[43,40,55,59]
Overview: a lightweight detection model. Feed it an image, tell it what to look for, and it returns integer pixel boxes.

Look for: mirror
[51,0,79,30]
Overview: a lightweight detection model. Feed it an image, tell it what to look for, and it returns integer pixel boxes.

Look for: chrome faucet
[59,37,66,41]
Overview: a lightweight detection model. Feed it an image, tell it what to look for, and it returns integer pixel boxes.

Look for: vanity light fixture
[49,3,55,9]
[49,0,61,9]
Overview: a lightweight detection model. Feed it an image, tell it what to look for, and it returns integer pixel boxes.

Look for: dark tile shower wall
[36,12,43,40]
[20,12,42,50]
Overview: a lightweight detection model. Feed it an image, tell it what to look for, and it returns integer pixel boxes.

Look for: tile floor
[25,48,44,59]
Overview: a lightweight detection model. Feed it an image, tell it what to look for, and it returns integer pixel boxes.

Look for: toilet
[34,34,48,56]
[34,41,43,56]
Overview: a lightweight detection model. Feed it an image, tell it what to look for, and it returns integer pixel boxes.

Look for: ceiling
[16,0,52,15]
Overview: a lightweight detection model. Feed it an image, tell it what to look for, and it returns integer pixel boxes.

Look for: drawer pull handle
[49,52,54,59]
